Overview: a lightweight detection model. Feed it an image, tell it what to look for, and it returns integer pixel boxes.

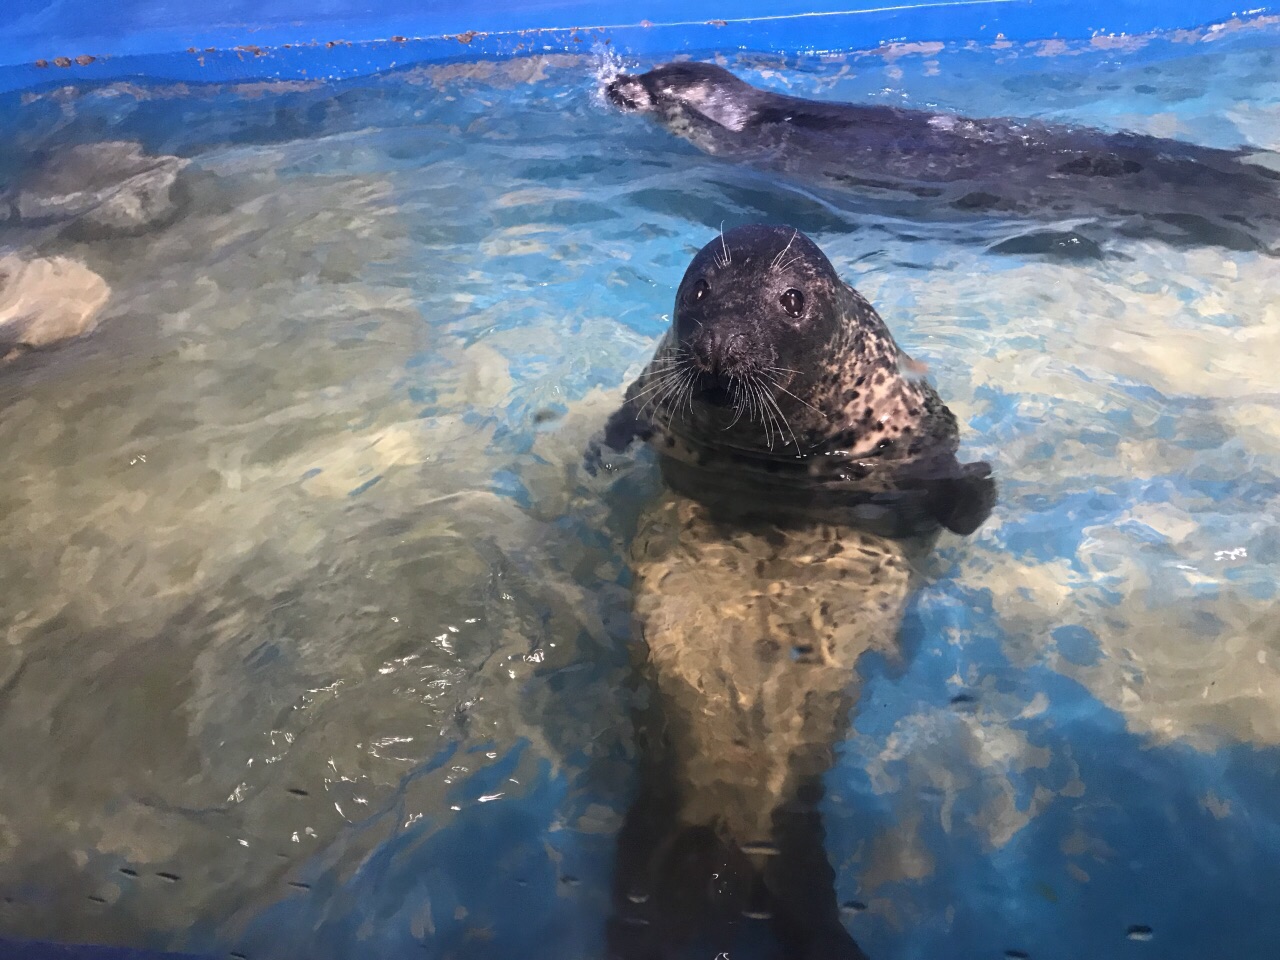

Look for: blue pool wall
[0,1,1274,94]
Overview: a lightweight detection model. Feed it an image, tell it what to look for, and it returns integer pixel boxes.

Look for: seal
[606,62,1280,253]
[593,225,995,959]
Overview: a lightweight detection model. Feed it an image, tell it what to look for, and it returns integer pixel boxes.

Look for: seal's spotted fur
[596,226,994,960]
[594,224,993,536]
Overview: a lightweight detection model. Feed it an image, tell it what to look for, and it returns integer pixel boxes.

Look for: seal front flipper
[923,458,997,535]
[879,453,996,537]
[584,401,654,476]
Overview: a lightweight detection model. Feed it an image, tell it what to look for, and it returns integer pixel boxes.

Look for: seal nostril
[719,334,749,374]
[690,330,720,372]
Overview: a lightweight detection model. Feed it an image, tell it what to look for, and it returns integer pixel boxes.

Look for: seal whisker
[771,228,799,270]
[652,362,695,421]
[681,367,700,418]
[761,387,785,450]
[749,378,777,448]
[774,384,824,417]
[747,386,762,445]
[649,377,687,421]
[759,369,825,416]
[631,367,686,402]
[740,376,760,438]
[719,221,732,267]
[746,371,791,451]
[762,387,800,449]
[633,363,693,415]
[725,376,748,430]
[663,364,696,408]
[631,380,676,409]
[641,363,682,377]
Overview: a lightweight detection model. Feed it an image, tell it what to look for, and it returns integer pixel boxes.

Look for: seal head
[591,224,995,537]
[673,225,843,420]
[607,61,760,133]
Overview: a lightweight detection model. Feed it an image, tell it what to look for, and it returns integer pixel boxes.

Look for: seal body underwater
[606,62,1280,253]
[591,225,995,959]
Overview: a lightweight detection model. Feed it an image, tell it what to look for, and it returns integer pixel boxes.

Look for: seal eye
[692,278,710,302]
[780,288,805,318]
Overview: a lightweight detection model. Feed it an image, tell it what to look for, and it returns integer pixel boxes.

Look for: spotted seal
[606,62,1280,253]
[592,225,995,959]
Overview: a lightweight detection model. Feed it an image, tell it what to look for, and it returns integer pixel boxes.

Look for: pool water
[1,19,1279,960]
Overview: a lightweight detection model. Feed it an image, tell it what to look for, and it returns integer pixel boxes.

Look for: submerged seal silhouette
[593,225,994,959]
[606,62,1280,253]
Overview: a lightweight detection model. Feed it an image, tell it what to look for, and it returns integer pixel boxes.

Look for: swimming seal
[606,62,1280,253]
[592,225,994,959]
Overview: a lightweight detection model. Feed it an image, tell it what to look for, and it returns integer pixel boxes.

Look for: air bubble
[1127,926,1154,941]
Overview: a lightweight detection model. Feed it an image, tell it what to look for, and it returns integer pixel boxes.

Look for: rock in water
[0,253,111,360]
[9,141,189,238]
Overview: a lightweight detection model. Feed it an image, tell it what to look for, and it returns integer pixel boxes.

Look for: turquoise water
[0,19,1279,960]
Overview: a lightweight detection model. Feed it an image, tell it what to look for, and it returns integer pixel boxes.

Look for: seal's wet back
[594,225,995,958]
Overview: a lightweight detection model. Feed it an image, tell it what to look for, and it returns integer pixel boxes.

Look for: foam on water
[0,21,1278,960]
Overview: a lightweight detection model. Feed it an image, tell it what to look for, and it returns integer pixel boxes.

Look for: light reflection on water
[0,21,1278,960]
